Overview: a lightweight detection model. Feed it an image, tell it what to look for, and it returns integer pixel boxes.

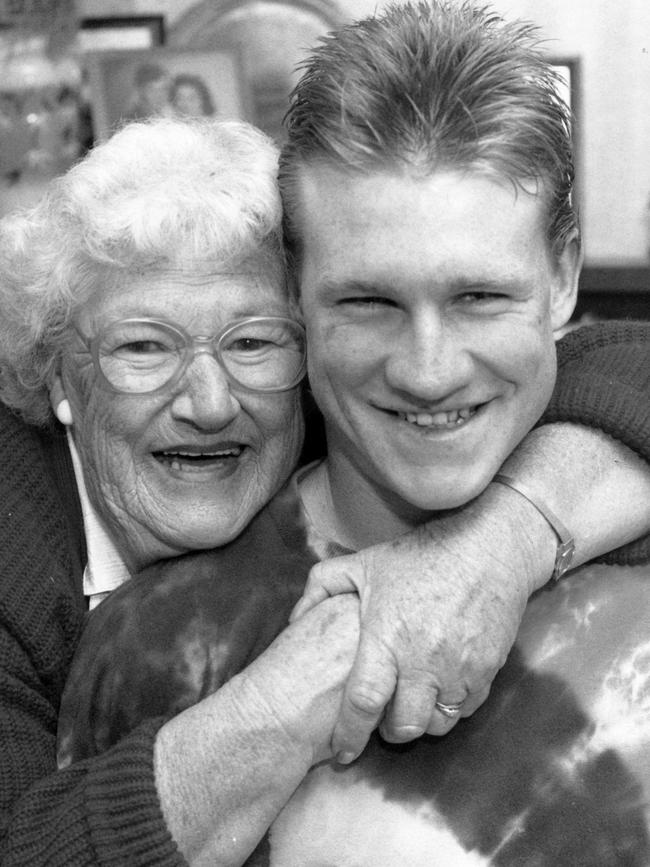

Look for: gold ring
[435,700,464,718]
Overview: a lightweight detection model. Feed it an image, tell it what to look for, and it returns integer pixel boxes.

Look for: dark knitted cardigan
[0,321,648,866]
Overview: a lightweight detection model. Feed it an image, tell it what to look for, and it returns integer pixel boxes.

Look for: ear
[549,232,583,334]
[49,373,73,427]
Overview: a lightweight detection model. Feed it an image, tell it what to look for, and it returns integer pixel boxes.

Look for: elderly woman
[0,117,316,864]
[1,114,649,867]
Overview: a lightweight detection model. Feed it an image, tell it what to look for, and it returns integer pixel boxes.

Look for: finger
[289,557,359,621]
[331,635,397,763]
[426,690,470,736]
[457,683,491,717]
[378,672,440,744]
[425,682,493,736]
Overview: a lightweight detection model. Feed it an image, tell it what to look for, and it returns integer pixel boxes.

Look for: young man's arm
[292,321,650,762]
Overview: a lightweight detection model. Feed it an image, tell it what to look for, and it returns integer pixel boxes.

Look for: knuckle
[347,683,388,719]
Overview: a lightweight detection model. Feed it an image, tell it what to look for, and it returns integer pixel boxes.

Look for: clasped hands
[289,499,542,764]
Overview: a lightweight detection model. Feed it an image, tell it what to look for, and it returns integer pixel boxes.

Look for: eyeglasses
[75,316,307,395]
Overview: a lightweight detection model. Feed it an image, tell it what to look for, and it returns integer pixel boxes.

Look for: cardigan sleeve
[541,319,650,565]
[0,404,186,866]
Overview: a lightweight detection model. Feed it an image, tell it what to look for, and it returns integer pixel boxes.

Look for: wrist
[492,474,575,583]
[420,485,557,598]
[474,482,559,596]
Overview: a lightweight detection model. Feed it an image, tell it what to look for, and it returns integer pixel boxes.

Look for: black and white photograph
[86,46,250,140]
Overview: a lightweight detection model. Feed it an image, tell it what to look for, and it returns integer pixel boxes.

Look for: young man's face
[297,166,579,528]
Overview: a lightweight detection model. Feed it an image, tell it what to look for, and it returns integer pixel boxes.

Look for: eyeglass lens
[96,318,305,394]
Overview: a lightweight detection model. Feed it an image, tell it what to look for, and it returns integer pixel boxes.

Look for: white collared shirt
[66,429,131,610]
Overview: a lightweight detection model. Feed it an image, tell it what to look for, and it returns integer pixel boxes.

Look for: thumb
[331,633,397,762]
[289,555,363,622]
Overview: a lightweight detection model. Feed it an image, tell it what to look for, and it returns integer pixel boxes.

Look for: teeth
[163,448,241,458]
[402,408,475,427]
[161,447,243,472]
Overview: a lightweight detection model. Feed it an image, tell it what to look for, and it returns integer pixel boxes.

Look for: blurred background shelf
[576,266,649,321]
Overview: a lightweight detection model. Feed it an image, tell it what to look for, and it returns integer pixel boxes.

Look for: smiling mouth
[395,407,478,429]
[154,447,244,471]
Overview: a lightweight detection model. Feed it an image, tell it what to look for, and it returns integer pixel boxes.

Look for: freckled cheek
[307,332,375,394]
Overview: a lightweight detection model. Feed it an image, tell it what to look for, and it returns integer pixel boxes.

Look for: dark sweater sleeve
[0,599,183,867]
[541,319,650,565]
[0,405,186,866]
[3,714,181,867]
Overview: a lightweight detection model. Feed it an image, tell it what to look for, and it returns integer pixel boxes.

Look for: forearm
[155,676,312,867]
[519,319,650,571]
[497,423,650,583]
[155,594,359,866]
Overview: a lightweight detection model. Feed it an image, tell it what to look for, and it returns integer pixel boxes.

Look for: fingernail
[393,725,425,737]
[336,751,357,765]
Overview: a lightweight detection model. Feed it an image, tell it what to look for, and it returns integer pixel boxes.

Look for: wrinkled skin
[49,262,304,571]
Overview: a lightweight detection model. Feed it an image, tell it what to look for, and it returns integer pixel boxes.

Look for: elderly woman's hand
[290,482,554,763]
[238,592,361,765]
[292,421,650,764]
[154,593,360,865]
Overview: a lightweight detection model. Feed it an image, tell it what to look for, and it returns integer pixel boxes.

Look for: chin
[189,524,248,550]
[165,511,250,552]
[402,471,495,512]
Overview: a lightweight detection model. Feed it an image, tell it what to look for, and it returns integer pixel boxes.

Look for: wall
[79,0,650,264]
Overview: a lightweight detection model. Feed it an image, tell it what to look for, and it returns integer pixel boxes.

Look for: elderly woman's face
[51,264,304,569]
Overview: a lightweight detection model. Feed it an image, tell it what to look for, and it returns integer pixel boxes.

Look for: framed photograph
[86,48,252,142]
[169,0,345,142]
[79,16,165,52]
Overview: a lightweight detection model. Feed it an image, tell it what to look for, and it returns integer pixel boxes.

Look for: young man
[254,2,649,860]
[279,0,650,762]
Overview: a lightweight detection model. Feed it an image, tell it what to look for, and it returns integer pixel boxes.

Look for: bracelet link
[492,473,575,583]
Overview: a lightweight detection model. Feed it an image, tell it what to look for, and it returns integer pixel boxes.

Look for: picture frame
[78,16,166,52]
[169,0,345,142]
[86,47,252,142]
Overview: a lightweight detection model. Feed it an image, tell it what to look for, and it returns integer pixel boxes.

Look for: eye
[337,295,397,309]
[454,291,514,314]
[458,291,507,303]
[116,339,170,355]
[228,337,272,353]
[101,323,180,358]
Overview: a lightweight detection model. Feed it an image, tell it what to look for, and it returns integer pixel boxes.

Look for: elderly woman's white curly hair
[0,117,286,425]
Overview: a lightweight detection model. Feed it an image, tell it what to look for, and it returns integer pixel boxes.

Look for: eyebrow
[315,276,527,295]
[316,279,383,294]
[446,277,528,293]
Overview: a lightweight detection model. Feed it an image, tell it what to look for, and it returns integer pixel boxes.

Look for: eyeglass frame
[72,315,308,396]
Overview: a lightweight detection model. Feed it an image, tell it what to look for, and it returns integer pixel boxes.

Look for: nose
[385,310,473,402]
[169,351,241,430]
